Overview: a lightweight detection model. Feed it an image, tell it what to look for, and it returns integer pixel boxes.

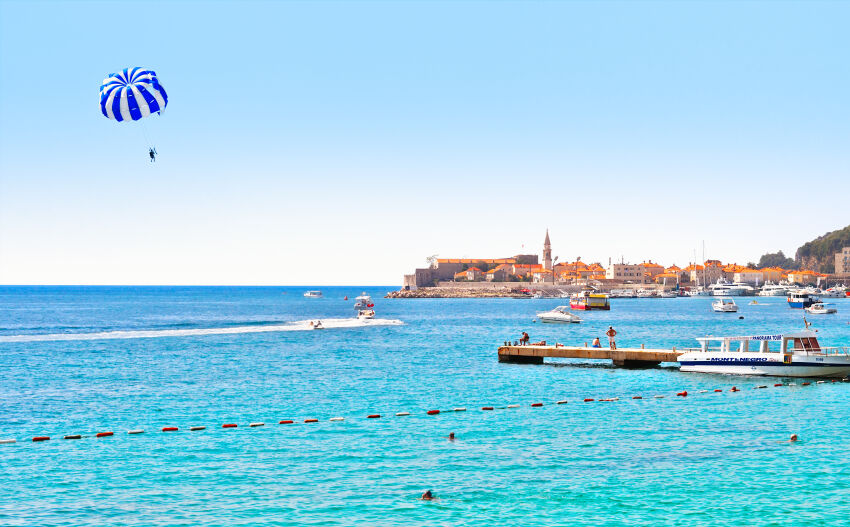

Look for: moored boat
[712,299,738,312]
[304,290,323,298]
[570,291,610,310]
[678,331,850,377]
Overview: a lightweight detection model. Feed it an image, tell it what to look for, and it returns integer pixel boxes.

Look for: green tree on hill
[796,225,850,273]
[755,251,797,270]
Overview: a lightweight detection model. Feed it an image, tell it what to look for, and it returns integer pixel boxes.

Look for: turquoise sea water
[1,286,850,525]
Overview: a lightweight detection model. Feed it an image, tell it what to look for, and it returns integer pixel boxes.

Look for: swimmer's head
[790,434,798,442]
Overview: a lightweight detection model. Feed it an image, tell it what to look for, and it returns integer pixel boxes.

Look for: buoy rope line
[3,378,847,446]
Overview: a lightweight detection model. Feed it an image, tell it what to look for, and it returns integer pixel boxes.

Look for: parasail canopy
[99,67,168,122]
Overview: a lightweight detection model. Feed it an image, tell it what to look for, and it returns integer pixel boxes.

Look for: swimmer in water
[447,432,455,441]
[420,489,435,500]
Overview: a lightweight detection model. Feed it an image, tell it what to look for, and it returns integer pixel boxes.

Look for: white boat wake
[0,318,404,343]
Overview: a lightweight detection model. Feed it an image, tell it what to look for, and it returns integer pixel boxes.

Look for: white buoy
[654,395,665,399]
[453,407,466,412]
[507,404,520,408]
[0,439,16,444]
[127,429,145,435]
[329,417,344,421]
[698,390,708,393]
[395,412,410,416]
[249,422,264,427]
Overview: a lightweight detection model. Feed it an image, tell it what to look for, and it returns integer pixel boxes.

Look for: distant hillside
[795,225,850,273]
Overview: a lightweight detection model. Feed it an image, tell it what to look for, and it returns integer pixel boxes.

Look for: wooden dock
[498,345,684,368]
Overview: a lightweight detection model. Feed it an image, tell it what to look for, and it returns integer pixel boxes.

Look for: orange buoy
[32,436,50,442]
[730,387,739,392]
[714,389,722,392]
[96,432,114,438]
[531,403,543,407]
[802,382,811,386]
[677,391,687,397]
[774,383,783,387]
[583,398,594,402]
[279,420,294,424]
[632,396,642,400]
[426,410,440,415]
[367,414,381,419]
[162,427,179,432]
[222,423,237,428]
[481,406,494,411]
[304,418,318,423]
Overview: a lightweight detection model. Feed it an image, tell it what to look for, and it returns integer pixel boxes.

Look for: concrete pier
[498,345,684,368]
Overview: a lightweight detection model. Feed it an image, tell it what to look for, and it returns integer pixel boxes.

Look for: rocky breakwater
[386,287,526,298]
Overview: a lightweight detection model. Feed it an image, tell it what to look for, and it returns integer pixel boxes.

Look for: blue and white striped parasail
[99,67,168,122]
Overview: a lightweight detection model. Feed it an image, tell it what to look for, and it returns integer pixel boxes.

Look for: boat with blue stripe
[678,331,850,378]
[787,290,819,308]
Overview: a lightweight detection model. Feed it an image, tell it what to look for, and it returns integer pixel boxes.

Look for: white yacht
[821,287,846,298]
[758,282,790,297]
[536,306,582,323]
[712,298,738,312]
[686,287,712,296]
[805,302,837,315]
[710,279,748,297]
[678,330,850,377]
[304,290,323,298]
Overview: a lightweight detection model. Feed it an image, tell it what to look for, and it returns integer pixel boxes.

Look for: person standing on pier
[606,326,617,350]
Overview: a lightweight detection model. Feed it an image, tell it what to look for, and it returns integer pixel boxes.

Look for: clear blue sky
[1,1,848,285]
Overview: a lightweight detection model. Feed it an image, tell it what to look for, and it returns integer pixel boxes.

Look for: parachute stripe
[99,67,167,122]
[119,87,132,121]
[135,84,159,115]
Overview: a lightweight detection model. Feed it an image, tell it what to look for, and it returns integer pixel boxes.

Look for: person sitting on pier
[606,326,617,350]
[520,331,530,345]
[592,337,602,348]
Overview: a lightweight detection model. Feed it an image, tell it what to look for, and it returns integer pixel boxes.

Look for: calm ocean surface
[1,286,849,525]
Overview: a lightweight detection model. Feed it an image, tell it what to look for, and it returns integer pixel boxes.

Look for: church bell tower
[543,229,552,270]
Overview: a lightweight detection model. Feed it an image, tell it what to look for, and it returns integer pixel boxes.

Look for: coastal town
[390,230,850,298]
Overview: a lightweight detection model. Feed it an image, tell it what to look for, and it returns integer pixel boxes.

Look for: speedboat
[678,330,850,377]
[787,290,818,308]
[658,290,678,298]
[537,306,582,323]
[805,302,837,315]
[304,290,323,298]
[712,299,738,312]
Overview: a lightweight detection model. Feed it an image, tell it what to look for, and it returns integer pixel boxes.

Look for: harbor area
[498,343,684,367]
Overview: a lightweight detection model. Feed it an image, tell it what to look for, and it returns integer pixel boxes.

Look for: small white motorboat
[805,302,837,315]
[712,299,738,312]
[304,290,323,298]
[354,293,374,309]
[537,306,582,323]
[678,330,850,377]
